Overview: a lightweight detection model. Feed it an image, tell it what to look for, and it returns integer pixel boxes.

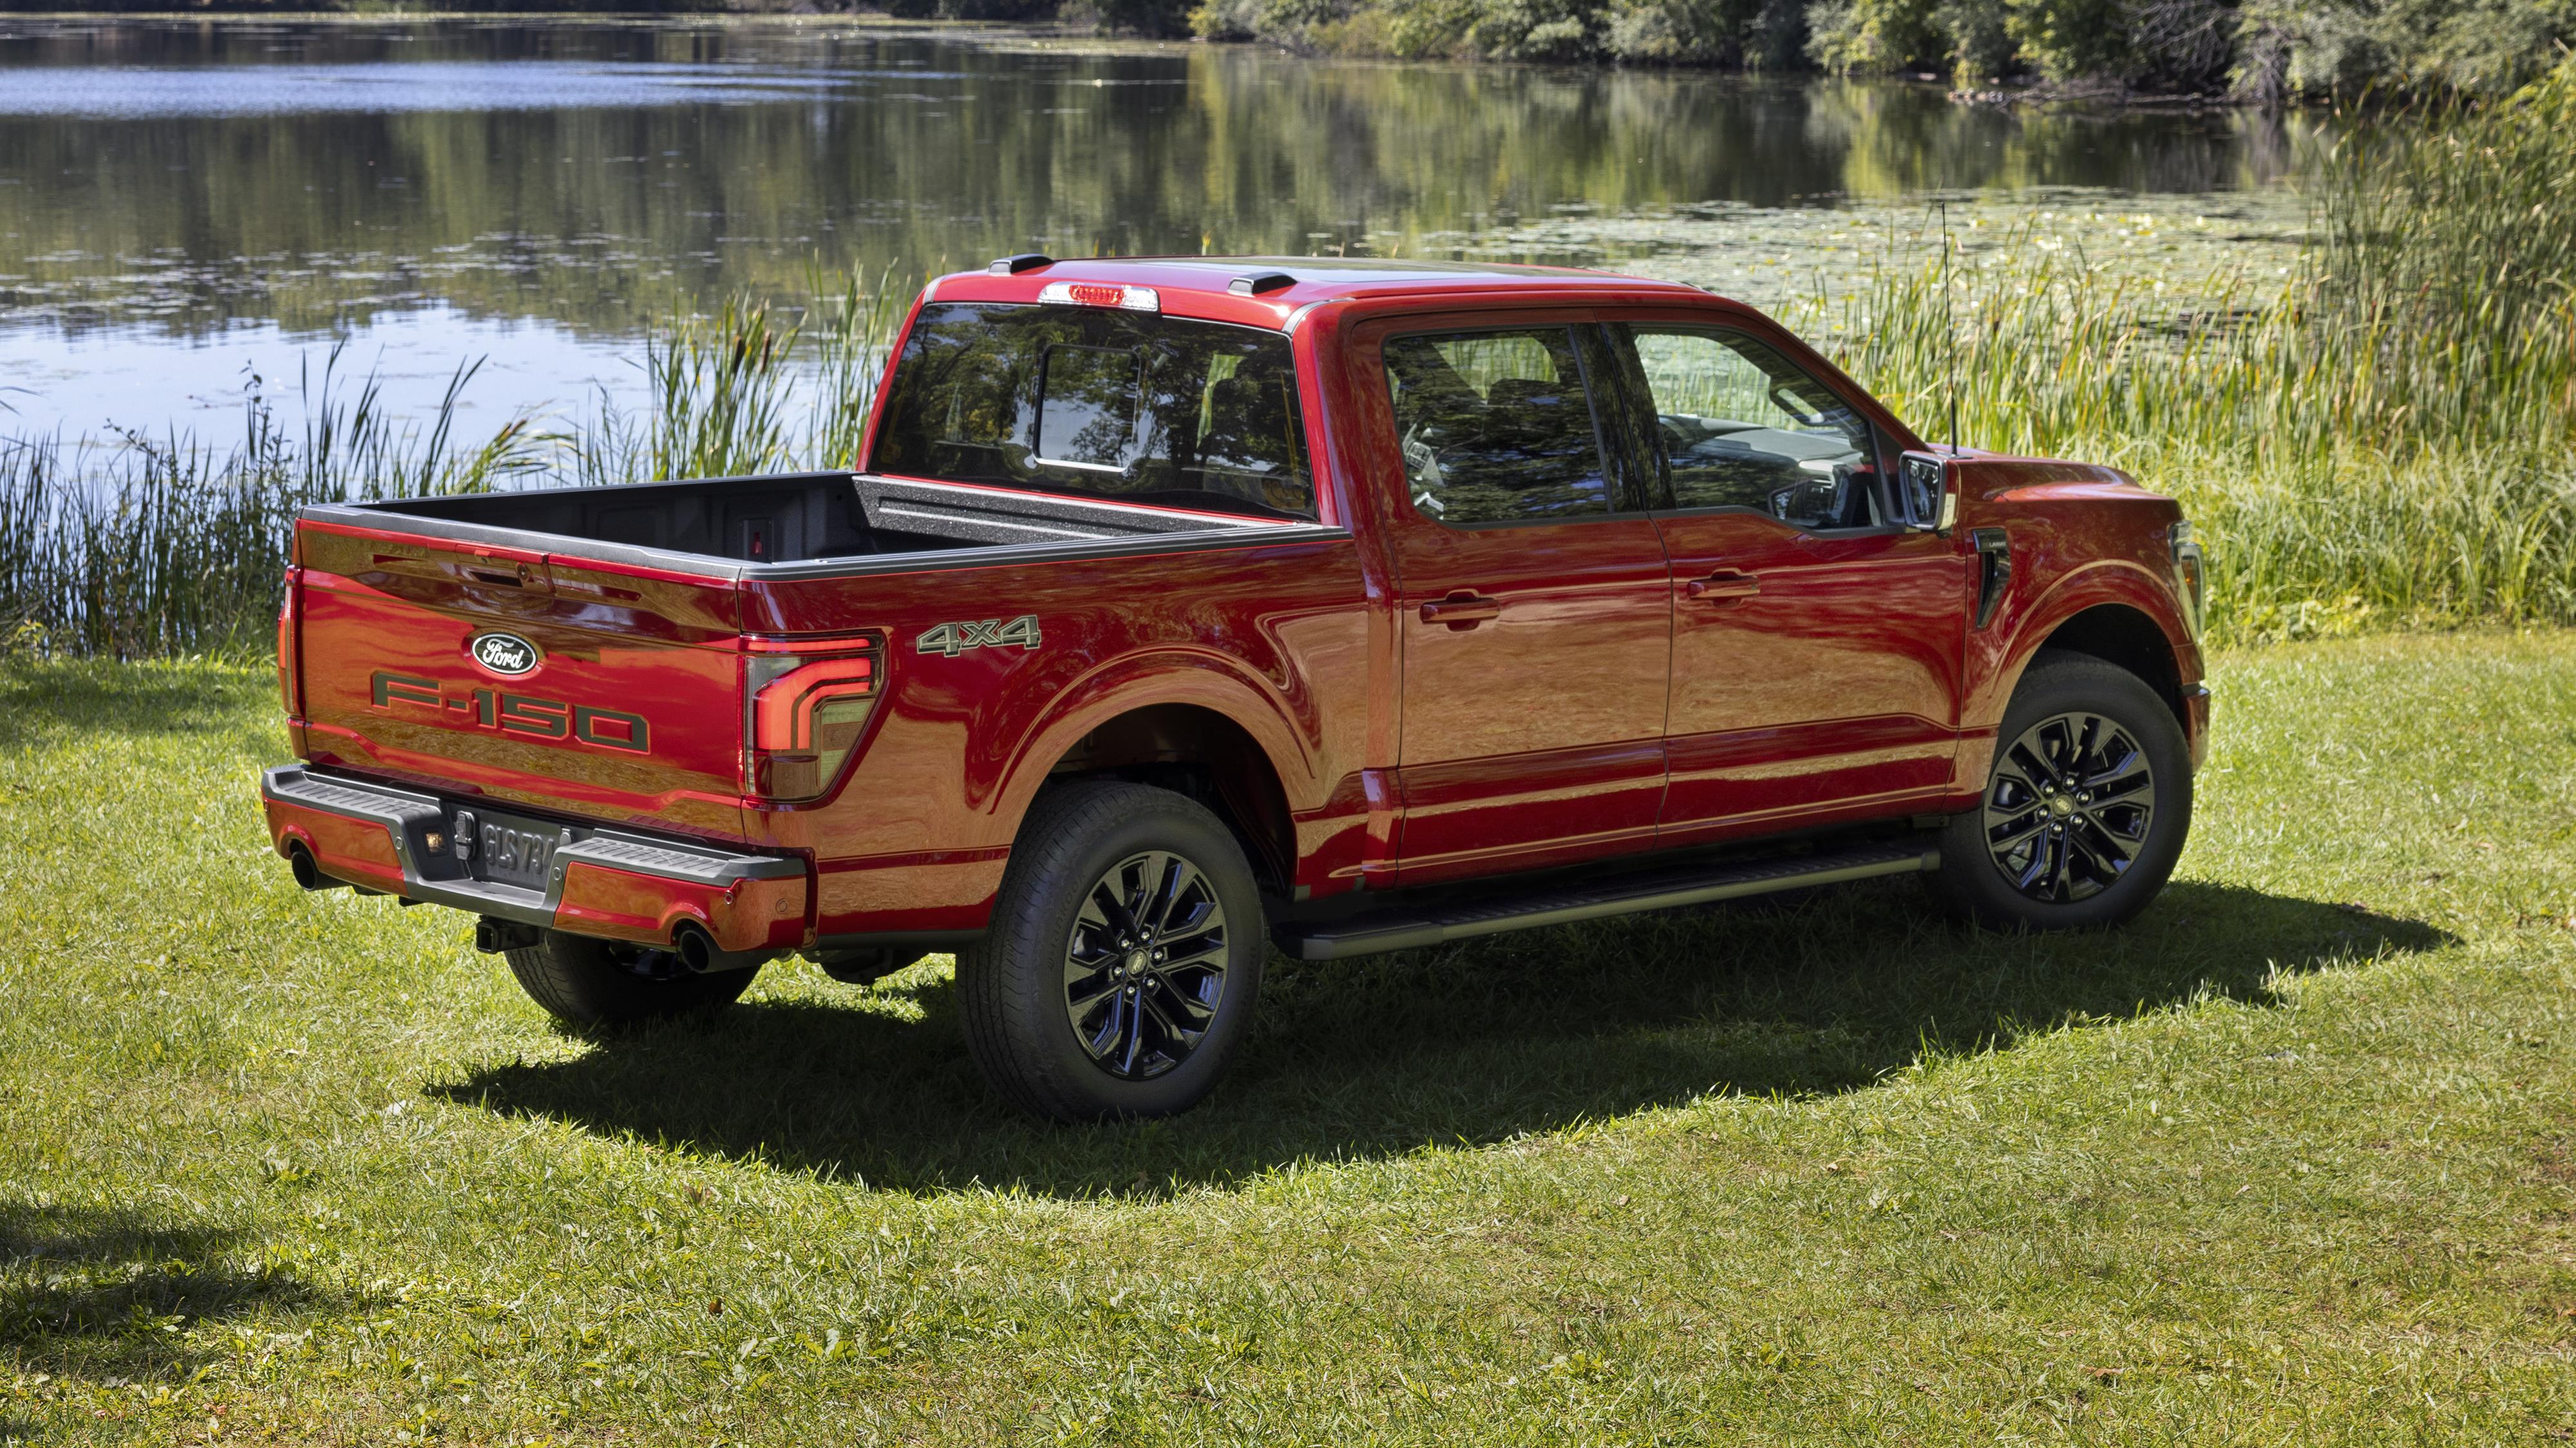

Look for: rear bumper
[260,765,809,954]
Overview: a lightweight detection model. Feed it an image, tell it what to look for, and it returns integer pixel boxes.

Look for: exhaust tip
[673,921,720,974]
[672,921,770,975]
[286,843,344,892]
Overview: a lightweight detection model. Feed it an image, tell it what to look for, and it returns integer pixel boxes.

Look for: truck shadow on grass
[437,879,2451,1198]
[0,1201,318,1384]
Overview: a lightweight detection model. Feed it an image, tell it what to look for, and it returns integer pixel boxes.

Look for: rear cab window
[871,301,1317,522]
[1381,326,1627,526]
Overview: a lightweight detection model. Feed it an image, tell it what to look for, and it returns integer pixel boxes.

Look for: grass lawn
[3,631,2573,1444]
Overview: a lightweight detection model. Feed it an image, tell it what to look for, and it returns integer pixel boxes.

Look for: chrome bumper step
[260,765,801,929]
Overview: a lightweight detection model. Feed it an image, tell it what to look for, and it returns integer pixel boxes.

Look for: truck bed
[280,465,1352,863]
[321,471,1296,577]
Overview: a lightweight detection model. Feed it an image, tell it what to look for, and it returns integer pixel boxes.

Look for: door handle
[1684,570,1761,601]
[1420,593,1502,628]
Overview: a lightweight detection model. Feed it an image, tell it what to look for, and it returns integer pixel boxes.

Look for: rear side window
[1381,327,1613,526]
[871,301,1315,521]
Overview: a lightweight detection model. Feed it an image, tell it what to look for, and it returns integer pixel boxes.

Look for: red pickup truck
[263,256,2210,1120]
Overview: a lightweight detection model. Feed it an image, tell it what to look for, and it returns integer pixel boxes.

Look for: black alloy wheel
[1982,710,2157,903]
[1929,649,2193,931]
[1063,849,1232,1080]
[958,780,1266,1121]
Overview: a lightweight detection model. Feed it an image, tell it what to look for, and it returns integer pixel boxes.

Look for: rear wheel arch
[1019,702,1300,895]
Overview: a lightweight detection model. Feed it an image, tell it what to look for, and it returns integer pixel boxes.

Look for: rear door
[1602,321,1968,845]
[292,519,749,840]
[1365,317,1672,885]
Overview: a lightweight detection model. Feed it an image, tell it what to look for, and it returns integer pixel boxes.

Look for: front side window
[871,302,1314,521]
[1613,325,1887,531]
[1383,326,1613,525]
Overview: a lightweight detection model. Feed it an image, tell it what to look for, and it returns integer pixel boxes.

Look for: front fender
[1970,559,2198,722]
[1956,557,2204,795]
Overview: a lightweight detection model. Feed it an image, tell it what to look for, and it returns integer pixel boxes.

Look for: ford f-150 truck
[262,255,2210,1120]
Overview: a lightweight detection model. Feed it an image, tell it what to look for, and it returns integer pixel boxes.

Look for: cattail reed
[1,271,905,661]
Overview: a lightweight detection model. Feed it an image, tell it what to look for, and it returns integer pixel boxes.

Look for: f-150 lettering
[368,672,650,753]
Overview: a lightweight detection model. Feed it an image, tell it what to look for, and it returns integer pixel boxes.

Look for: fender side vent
[1971,527,2012,629]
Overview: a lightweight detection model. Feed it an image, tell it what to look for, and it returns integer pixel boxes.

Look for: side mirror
[1899,451,1955,535]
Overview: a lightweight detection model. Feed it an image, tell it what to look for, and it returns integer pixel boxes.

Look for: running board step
[1273,843,1941,962]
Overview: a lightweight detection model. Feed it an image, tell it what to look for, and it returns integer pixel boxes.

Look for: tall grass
[0,271,904,660]
[0,350,555,660]
[565,267,909,490]
[1799,56,2576,639]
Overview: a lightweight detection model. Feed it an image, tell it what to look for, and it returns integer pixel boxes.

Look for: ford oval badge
[468,631,541,677]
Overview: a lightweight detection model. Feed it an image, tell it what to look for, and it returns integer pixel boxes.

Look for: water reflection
[0,17,2317,435]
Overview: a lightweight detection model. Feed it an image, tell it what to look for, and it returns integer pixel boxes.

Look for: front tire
[1930,650,2193,930]
[958,780,1267,1122]
[504,930,758,1027]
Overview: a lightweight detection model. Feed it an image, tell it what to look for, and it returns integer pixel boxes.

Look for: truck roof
[923,254,1725,330]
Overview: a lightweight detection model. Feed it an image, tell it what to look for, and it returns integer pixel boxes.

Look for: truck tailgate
[290,520,748,840]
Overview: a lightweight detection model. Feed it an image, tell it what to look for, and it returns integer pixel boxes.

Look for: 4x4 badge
[468,631,542,676]
[916,615,1041,658]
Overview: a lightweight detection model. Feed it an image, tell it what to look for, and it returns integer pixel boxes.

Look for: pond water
[0,17,2322,444]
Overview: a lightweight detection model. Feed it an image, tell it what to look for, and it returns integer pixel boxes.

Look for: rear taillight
[276,565,303,716]
[743,641,880,804]
[2169,520,2205,638]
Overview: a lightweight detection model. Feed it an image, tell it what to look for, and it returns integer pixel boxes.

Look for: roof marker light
[1037,281,1160,312]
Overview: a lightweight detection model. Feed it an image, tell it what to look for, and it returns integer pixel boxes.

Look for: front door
[1603,321,1970,845]
[1371,320,1672,884]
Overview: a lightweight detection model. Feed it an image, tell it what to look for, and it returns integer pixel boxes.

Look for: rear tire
[958,780,1266,1122]
[504,930,757,1027]
[1929,650,2192,931]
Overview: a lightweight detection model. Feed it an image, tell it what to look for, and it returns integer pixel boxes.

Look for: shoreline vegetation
[6,55,2576,658]
[1,1,2568,100]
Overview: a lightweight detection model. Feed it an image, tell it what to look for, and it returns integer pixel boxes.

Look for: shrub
[2233,0,2576,100]
[1805,0,1947,73]
[1804,0,2016,85]
[1605,0,1807,66]
[1081,0,1201,33]
[1188,0,1265,37]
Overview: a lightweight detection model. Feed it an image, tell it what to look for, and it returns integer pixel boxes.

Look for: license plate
[469,811,567,892]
